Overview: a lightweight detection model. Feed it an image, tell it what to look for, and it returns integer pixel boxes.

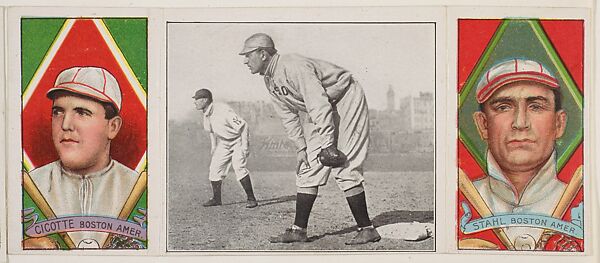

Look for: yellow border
[94,19,147,108]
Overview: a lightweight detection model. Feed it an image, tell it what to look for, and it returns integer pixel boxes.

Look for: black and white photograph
[166,22,436,251]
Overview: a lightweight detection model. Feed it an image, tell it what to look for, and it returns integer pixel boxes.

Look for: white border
[447,6,593,257]
[6,7,161,256]
[147,7,164,257]
[0,0,593,8]
[0,6,7,263]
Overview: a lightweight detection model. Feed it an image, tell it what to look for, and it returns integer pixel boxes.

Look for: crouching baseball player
[239,33,380,245]
[193,88,258,208]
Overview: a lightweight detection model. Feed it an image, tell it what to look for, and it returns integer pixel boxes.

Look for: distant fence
[169,121,434,172]
[252,132,433,155]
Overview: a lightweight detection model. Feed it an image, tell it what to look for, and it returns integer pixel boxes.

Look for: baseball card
[0,1,598,263]
[5,9,150,253]
[164,7,443,252]
[450,7,592,253]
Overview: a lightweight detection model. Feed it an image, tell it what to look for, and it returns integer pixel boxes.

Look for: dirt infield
[167,170,434,251]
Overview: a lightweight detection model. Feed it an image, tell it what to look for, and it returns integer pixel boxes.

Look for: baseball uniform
[263,53,369,191]
[30,159,140,248]
[203,102,250,181]
[474,151,566,249]
[240,33,378,244]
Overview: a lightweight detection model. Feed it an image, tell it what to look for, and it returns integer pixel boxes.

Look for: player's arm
[270,96,307,152]
[285,60,335,149]
[226,109,250,156]
[201,115,215,155]
[209,132,216,156]
[239,119,250,157]
[270,96,309,173]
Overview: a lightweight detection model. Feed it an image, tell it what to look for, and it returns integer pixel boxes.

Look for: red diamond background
[22,19,147,170]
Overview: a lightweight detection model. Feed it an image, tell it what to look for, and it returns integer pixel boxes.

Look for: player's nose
[61,112,75,131]
[511,104,530,130]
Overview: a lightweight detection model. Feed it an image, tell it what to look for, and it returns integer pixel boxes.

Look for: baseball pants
[297,80,369,191]
[208,136,250,182]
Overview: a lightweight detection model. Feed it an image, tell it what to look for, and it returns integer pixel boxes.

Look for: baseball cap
[475,58,559,103]
[192,88,212,100]
[239,33,275,55]
[47,66,122,111]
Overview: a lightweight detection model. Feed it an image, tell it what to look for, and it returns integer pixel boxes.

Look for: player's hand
[296,149,310,174]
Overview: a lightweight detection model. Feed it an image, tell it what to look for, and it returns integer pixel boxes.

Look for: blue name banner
[460,202,583,239]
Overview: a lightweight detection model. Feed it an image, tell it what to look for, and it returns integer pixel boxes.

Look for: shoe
[246,199,258,208]
[202,198,222,207]
[345,227,381,245]
[269,227,308,243]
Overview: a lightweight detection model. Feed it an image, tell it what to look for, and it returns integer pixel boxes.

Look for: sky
[167,22,435,120]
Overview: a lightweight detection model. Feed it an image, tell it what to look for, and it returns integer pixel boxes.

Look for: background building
[171,85,435,171]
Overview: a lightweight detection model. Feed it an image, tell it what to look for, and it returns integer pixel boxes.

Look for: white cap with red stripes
[476,58,559,103]
[47,66,122,111]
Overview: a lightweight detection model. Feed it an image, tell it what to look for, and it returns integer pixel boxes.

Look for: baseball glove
[318,145,347,168]
[106,234,146,249]
[544,233,582,251]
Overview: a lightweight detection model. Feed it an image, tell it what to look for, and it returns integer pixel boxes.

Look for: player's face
[51,95,121,174]
[194,98,210,111]
[473,81,567,174]
[243,49,267,75]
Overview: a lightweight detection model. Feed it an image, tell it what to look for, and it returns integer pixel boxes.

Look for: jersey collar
[60,159,115,179]
[486,150,558,206]
[203,103,214,117]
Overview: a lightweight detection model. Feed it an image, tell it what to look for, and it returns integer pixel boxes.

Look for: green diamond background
[21,18,148,92]
[458,19,583,172]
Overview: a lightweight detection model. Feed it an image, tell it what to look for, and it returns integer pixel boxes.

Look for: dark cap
[192,88,212,100]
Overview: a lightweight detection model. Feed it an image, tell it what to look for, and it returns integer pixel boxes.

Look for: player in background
[193,88,258,208]
[239,33,380,245]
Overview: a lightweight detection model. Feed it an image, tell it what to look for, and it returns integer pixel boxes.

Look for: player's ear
[107,116,123,140]
[473,111,489,140]
[554,109,567,139]
[259,49,269,61]
[260,50,267,61]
